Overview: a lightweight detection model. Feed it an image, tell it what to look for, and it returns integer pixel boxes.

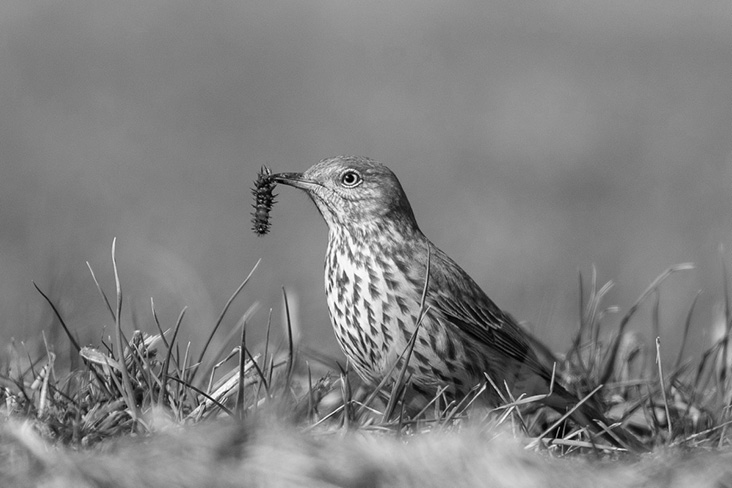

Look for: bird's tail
[541,385,646,452]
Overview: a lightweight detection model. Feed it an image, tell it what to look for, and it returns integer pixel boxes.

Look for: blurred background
[1,1,731,367]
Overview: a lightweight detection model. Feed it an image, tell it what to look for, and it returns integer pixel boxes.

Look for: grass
[2,240,732,485]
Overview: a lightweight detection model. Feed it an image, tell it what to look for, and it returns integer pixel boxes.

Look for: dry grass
[3,241,732,486]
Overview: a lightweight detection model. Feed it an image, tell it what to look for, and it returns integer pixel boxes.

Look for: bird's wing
[425,244,551,378]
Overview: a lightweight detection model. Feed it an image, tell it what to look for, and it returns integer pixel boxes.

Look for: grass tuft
[4,241,732,481]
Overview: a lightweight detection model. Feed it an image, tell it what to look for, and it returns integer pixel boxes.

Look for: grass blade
[193,259,260,382]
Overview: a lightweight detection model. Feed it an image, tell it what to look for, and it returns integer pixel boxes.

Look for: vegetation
[2,240,732,485]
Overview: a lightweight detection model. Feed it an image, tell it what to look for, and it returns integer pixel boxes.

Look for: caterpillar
[251,165,277,236]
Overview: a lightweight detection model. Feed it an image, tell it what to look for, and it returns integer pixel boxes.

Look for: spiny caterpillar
[251,165,277,236]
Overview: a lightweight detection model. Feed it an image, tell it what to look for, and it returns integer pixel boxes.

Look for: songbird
[271,156,639,448]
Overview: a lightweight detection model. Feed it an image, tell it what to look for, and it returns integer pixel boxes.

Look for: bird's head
[272,156,419,233]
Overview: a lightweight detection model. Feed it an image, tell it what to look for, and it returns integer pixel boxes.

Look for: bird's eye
[340,170,362,188]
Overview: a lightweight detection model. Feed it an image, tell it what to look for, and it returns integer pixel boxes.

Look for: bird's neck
[329,219,422,254]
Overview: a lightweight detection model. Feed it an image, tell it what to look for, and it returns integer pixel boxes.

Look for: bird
[271,156,640,448]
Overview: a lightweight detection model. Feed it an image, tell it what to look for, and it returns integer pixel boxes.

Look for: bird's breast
[323,230,423,383]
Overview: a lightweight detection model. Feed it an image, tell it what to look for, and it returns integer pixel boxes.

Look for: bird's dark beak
[271,172,319,192]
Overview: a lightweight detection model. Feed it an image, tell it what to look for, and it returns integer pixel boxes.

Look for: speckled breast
[323,229,422,385]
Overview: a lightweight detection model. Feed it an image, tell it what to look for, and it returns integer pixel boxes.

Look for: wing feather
[425,243,550,378]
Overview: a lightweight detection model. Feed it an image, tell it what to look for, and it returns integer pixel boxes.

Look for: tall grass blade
[111,238,139,424]
[32,283,81,353]
[600,263,694,384]
[194,259,260,382]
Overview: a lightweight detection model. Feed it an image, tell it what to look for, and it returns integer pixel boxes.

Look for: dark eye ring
[340,170,362,188]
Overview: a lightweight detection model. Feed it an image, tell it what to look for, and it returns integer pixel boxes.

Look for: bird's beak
[271,172,319,192]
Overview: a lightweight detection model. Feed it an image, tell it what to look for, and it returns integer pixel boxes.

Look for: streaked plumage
[272,156,642,449]
[273,156,548,400]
